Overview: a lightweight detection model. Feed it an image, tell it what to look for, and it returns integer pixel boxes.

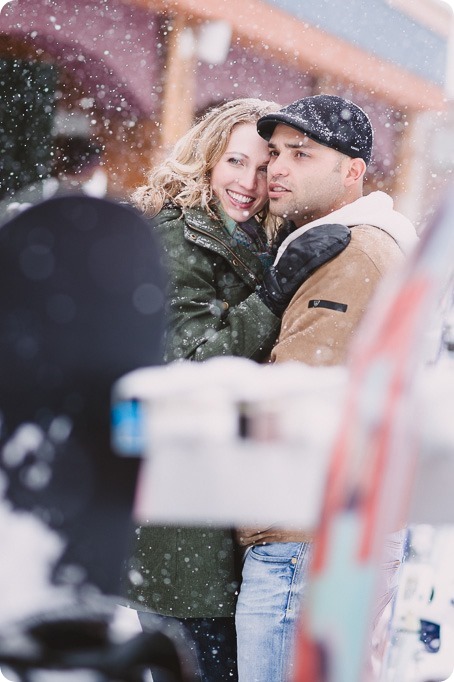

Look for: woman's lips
[226,189,255,208]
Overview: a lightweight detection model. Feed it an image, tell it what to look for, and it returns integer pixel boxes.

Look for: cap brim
[257,113,306,141]
[257,113,327,147]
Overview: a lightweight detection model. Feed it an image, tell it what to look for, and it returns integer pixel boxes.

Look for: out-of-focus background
[1,0,453,230]
[2,3,454,682]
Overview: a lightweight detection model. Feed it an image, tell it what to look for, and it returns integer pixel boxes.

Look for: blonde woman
[133,97,283,364]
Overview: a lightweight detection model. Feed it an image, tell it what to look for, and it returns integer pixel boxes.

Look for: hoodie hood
[274,191,418,265]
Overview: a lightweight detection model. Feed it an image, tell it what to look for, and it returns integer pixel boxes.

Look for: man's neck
[293,193,363,228]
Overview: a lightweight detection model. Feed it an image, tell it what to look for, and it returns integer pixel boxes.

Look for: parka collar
[182,206,265,287]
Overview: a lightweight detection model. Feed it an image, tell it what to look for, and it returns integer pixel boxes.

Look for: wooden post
[160,14,197,152]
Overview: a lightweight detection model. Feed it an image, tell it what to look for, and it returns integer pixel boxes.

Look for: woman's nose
[239,168,257,190]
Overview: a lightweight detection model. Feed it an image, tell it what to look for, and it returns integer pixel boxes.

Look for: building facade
[0,0,451,227]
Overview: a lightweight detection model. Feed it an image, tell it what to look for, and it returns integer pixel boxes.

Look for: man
[235,94,419,681]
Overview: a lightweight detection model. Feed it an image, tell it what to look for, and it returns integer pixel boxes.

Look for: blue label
[111,399,145,456]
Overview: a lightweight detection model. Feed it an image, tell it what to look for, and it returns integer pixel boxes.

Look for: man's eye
[258,166,268,173]
[296,151,309,158]
[269,150,278,157]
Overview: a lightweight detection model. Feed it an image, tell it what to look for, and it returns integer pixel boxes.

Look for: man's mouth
[226,189,255,208]
[268,183,289,197]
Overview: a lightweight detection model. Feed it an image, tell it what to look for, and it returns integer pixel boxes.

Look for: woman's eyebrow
[224,150,248,157]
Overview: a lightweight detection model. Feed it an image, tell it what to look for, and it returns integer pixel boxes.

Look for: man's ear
[344,157,366,186]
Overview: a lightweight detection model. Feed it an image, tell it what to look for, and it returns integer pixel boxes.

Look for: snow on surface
[0,477,75,628]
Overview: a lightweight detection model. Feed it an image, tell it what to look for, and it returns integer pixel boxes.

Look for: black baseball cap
[257,94,374,166]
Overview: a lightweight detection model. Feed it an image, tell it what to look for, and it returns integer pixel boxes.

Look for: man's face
[267,124,349,227]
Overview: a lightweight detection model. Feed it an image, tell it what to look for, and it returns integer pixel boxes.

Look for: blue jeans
[235,541,312,682]
[235,532,405,682]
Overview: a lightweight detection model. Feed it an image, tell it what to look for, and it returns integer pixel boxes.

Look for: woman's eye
[227,157,242,165]
[258,166,268,173]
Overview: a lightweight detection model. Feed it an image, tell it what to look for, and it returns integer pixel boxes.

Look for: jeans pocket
[250,542,301,563]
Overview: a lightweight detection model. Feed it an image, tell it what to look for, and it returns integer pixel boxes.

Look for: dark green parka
[156,204,280,363]
[127,204,280,618]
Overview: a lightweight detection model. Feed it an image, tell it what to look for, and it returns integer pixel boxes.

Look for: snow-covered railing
[111,356,347,528]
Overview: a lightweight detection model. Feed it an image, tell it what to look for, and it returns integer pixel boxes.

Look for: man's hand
[257,223,351,317]
[236,526,315,548]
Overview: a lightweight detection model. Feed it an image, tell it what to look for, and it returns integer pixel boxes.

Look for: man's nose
[269,158,288,178]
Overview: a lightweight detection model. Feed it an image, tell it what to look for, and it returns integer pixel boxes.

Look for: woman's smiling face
[210,122,271,223]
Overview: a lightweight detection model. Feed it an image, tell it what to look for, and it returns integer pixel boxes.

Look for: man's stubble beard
[269,197,320,228]
[268,155,345,226]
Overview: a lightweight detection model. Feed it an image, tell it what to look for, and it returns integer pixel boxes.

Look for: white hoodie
[274,190,418,265]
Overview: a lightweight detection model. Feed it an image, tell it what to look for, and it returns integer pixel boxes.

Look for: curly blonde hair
[133,98,280,230]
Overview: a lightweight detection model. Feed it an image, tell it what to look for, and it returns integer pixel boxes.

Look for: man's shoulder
[350,223,402,248]
[348,223,405,270]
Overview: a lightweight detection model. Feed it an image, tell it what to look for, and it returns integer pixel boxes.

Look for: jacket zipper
[188,224,260,286]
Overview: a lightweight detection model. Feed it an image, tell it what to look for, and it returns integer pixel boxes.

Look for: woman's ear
[344,157,367,187]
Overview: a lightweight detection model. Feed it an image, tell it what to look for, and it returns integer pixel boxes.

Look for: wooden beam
[159,14,197,150]
[128,0,446,112]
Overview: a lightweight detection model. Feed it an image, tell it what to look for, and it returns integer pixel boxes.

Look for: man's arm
[271,235,397,366]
